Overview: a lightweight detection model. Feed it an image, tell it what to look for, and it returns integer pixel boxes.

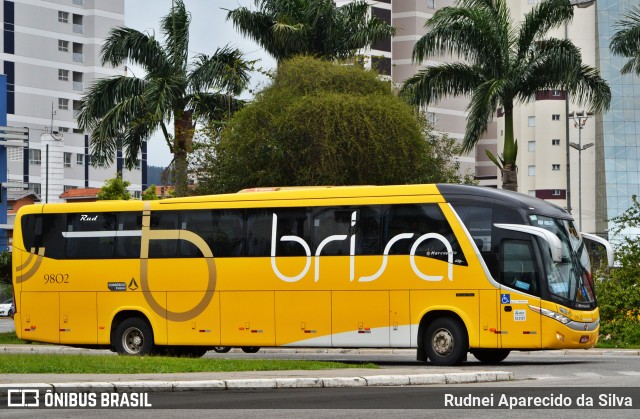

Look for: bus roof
[17,184,573,220]
[436,184,572,219]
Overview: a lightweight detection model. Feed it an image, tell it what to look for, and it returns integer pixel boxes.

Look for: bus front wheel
[424,317,468,366]
[114,318,154,356]
[471,349,510,364]
[241,347,260,353]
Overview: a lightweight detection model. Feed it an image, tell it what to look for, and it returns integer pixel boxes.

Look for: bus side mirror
[580,232,614,269]
[494,223,563,263]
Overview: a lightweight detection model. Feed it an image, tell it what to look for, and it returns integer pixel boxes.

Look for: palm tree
[78,0,252,197]
[610,5,640,76]
[226,0,395,63]
[401,0,610,191]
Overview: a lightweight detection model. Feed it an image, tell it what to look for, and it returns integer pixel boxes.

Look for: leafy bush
[595,196,640,347]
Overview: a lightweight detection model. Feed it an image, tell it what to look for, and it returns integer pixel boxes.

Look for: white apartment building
[0,0,146,203]
[341,0,639,237]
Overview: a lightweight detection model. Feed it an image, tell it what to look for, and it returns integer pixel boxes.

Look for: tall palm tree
[401,0,611,191]
[610,5,640,76]
[78,0,252,196]
[226,0,395,63]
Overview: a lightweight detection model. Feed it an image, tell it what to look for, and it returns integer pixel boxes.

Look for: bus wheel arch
[417,310,469,366]
[111,311,155,356]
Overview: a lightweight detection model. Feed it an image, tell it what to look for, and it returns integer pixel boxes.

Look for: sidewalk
[1,345,637,391]
[0,345,516,390]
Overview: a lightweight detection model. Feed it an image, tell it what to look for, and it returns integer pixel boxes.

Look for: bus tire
[114,317,154,356]
[424,317,468,366]
[471,349,510,364]
[213,346,231,353]
[241,346,260,353]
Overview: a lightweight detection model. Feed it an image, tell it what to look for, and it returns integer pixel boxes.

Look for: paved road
[0,318,13,334]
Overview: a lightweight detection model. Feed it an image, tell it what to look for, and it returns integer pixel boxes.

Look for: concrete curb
[0,371,514,391]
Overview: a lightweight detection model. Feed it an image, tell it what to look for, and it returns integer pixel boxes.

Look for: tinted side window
[66,213,116,259]
[501,239,539,296]
[451,204,497,276]
[180,210,244,258]
[20,214,40,251]
[247,208,311,257]
[312,206,381,256]
[384,204,467,265]
[41,214,66,259]
[148,211,179,258]
[116,212,142,258]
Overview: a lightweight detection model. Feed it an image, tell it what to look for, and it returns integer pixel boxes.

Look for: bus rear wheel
[424,317,468,366]
[241,347,260,353]
[213,346,231,353]
[471,349,510,364]
[114,318,154,356]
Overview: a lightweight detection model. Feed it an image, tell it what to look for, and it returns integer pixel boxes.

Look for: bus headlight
[529,305,571,324]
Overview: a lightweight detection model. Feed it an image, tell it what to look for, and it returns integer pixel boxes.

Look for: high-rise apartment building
[1,0,145,205]
[343,0,639,239]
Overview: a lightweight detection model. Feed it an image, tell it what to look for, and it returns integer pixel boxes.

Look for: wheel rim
[431,327,454,356]
[122,326,144,354]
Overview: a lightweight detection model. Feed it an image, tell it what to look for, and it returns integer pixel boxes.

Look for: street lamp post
[569,111,594,231]
[565,0,597,215]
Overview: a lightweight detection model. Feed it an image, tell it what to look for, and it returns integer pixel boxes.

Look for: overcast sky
[124,0,275,167]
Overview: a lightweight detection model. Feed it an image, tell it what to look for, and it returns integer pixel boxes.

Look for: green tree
[610,5,640,76]
[142,184,160,200]
[595,195,640,346]
[193,56,471,194]
[401,0,610,191]
[97,174,131,200]
[78,0,252,196]
[226,0,395,63]
[0,251,11,288]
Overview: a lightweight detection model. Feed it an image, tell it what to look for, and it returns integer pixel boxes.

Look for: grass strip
[0,353,377,374]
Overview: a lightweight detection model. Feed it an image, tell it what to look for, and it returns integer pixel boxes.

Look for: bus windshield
[528,214,595,308]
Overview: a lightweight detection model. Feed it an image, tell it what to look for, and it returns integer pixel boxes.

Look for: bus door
[498,239,542,349]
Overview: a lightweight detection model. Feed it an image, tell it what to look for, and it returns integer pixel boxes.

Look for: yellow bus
[11,184,612,365]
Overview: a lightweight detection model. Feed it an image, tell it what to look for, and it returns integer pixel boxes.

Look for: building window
[64,185,77,192]
[528,116,535,127]
[73,42,84,63]
[134,159,141,170]
[427,112,437,125]
[552,189,562,196]
[73,71,83,91]
[29,149,41,165]
[58,40,69,52]
[132,191,141,199]
[28,183,41,195]
[8,147,22,161]
[58,98,69,110]
[73,0,85,5]
[427,0,436,8]
[58,11,69,23]
[58,69,69,81]
[528,165,536,176]
[552,90,561,96]
[552,164,561,171]
[552,139,561,146]
[552,114,560,121]
[64,152,72,168]
[77,153,84,165]
[72,14,83,34]
[73,100,82,118]
[58,127,69,133]
[528,141,536,152]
